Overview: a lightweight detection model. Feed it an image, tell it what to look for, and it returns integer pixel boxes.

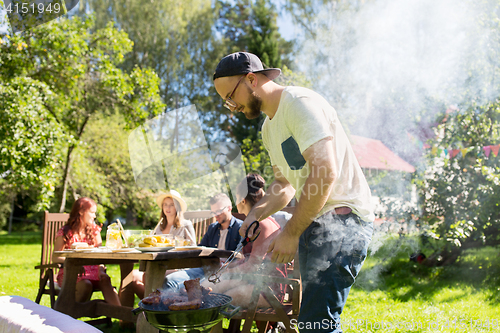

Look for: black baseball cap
[213,52,281,81]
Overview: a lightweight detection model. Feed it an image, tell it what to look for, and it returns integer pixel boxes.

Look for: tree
[0,75,63,230]
[0,15,164,213]
[416,103,500,265]
[0,78,62,207]
[81,0,301,194]
[81,0,227,139]
[70,112,162,226]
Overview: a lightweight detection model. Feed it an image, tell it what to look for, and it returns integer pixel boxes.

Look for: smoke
[282,0,500,287]
[358,219,422,288]
[295,0,499,163]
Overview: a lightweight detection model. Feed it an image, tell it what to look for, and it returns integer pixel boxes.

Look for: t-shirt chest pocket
[281,136,306,170]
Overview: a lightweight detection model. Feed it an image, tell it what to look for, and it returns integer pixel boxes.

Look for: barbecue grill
[133,293,240,333]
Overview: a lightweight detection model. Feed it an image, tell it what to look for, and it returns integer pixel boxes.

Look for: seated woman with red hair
[52,197,120,305]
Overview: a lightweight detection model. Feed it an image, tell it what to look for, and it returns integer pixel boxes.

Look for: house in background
[349,135,417,220]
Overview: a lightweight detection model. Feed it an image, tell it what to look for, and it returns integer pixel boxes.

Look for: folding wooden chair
[34,211,69,309]
[185,210,216,243]
[34,211,112,327]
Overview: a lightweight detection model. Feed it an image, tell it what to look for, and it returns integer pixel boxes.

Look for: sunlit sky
[0,2,296,40]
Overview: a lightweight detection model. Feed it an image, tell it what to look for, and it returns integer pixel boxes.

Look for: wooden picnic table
[53,248,235,332]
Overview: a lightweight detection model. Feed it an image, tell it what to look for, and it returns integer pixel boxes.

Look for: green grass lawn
[0,230,125,332]
[1,230,499,332]
[342,235,500,332]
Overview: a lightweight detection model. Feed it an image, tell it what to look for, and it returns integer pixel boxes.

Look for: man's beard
[243,88,262,120]
[218,216,228,227]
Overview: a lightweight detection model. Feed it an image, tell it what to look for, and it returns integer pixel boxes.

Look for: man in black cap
[212,52,374,333]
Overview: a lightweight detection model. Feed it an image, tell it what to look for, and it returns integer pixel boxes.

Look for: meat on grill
[142,294,161,305]
[184,278,203,301]
[141,289,162,305]
[162,295,188,307]
[142,279,207,311]
[168,298,202,311]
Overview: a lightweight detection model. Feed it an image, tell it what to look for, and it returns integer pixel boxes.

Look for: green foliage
[416,102,500,255]
[0,77,62,207]
[240,136,274,186]
[246,0,294,69]
[176,174,228,212]
[71,113,140,220]
[83,0,226,133]
[275,65,312,88]
[0,15,164,219]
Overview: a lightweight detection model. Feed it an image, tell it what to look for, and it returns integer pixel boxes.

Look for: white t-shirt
[218,228,229,250]
[262,86,374,222]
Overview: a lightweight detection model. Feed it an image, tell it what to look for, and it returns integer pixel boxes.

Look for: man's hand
[239,217,255,239]
[267,229,299,264]
[240,216,263,240]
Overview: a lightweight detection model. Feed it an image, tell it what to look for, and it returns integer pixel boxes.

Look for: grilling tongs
[208,220,260,284]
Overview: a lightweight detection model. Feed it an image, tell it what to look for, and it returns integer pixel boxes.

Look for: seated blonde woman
[119,190,195,306]
[153,190,196,244]
[202,174,287,308]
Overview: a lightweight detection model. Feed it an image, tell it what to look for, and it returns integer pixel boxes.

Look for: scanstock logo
[4,0,79,33]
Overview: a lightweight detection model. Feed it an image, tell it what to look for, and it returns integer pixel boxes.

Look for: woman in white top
[153,190,196,245]
[118,190,195,315]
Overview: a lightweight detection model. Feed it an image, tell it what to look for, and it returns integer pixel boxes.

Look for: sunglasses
[210,206,228,217]
[223,75,246,111]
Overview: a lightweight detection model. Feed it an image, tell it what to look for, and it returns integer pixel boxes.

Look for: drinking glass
[174,236,184,247]
[165,235,174,246]
[106,223,122,249]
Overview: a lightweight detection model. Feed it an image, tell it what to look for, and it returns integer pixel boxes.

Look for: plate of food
[135,246,174,252]
[136,235,174,249]
[71,242,94,250]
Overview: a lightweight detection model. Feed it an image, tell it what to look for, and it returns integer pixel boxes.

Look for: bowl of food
[138,235,175,248]
[124,230,150,248]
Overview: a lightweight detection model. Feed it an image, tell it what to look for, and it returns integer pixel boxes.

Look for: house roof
[350,135,416,173]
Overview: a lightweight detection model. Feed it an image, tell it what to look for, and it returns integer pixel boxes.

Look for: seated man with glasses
[162,193,243,291]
